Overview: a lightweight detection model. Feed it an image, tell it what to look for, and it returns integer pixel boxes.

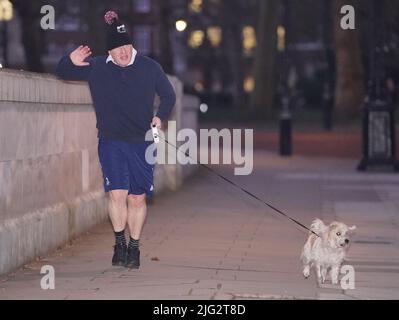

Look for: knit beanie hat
[104,11,132,51]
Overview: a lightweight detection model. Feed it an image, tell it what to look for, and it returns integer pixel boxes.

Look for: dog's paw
[303,266,310,279]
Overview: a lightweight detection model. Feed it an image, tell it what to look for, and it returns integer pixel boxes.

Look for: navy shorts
[98,138,156,197]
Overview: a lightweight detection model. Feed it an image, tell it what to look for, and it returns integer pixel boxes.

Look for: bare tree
[250,0,279,117]
[333,0,365,119]
[155,0,174,74]
[11,0,46,72]
[219,0,248,110]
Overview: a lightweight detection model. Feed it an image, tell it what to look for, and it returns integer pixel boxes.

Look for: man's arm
[56,46,93,81]
[154,63,177,124]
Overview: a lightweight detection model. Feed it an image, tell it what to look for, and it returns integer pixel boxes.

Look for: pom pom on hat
[104,11,119,25]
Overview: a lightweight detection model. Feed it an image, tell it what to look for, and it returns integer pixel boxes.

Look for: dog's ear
[328,222,340,231]
[349,225,357,232]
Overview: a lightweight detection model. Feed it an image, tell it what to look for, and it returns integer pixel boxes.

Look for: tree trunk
[220,0,245,110]
[12,0,45,72]
[250,0,278,118]
[333,0,365,119]
[156,0,174,74]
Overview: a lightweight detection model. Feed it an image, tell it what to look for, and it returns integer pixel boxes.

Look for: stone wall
[0,69,199,275]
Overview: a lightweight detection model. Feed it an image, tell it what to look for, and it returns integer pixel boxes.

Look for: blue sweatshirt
[56,53,176,143]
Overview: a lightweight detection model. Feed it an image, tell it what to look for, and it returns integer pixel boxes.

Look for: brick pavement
[1,151,399,300]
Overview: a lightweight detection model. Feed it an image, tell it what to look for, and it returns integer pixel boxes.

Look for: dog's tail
[310,219,327,235]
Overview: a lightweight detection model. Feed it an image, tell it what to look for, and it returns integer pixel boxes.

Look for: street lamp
[358,0,399,172]
[0,0,13,67]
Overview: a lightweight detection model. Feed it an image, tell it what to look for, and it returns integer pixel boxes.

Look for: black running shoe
[126,247,140,269]
[112,243,127,267]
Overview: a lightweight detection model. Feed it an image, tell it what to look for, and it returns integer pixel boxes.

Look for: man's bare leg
[109,190,129,232]
[127,194,147,240]
[126,194,147,269]
[109,190,129,266]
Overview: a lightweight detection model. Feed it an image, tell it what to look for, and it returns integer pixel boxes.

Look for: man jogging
[56,11,176,269]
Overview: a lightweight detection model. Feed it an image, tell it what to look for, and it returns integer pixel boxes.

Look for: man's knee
[109,190,128,205]
[127,194,146,208]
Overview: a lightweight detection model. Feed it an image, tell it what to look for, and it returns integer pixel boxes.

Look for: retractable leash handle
[152,125,160,144]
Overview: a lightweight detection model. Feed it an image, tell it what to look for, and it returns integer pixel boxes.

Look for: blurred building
[44,0,162,69]
[3,0,162,71]
[168,0,259,109]
[1,0,334,112]
[6,0,398,114]
[2,0,260,109]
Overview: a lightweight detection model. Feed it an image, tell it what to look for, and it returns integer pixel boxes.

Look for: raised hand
[69,45,92,66]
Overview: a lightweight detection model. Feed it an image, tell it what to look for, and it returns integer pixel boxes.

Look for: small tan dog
[301,219,356,285]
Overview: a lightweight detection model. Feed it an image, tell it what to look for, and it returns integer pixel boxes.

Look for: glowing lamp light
[176,20,187,32]
[0,0,13,21]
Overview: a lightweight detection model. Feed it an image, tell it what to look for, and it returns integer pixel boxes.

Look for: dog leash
[152,126,320,238]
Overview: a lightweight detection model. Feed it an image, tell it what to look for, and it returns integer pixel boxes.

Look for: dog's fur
[301,219,356,285]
